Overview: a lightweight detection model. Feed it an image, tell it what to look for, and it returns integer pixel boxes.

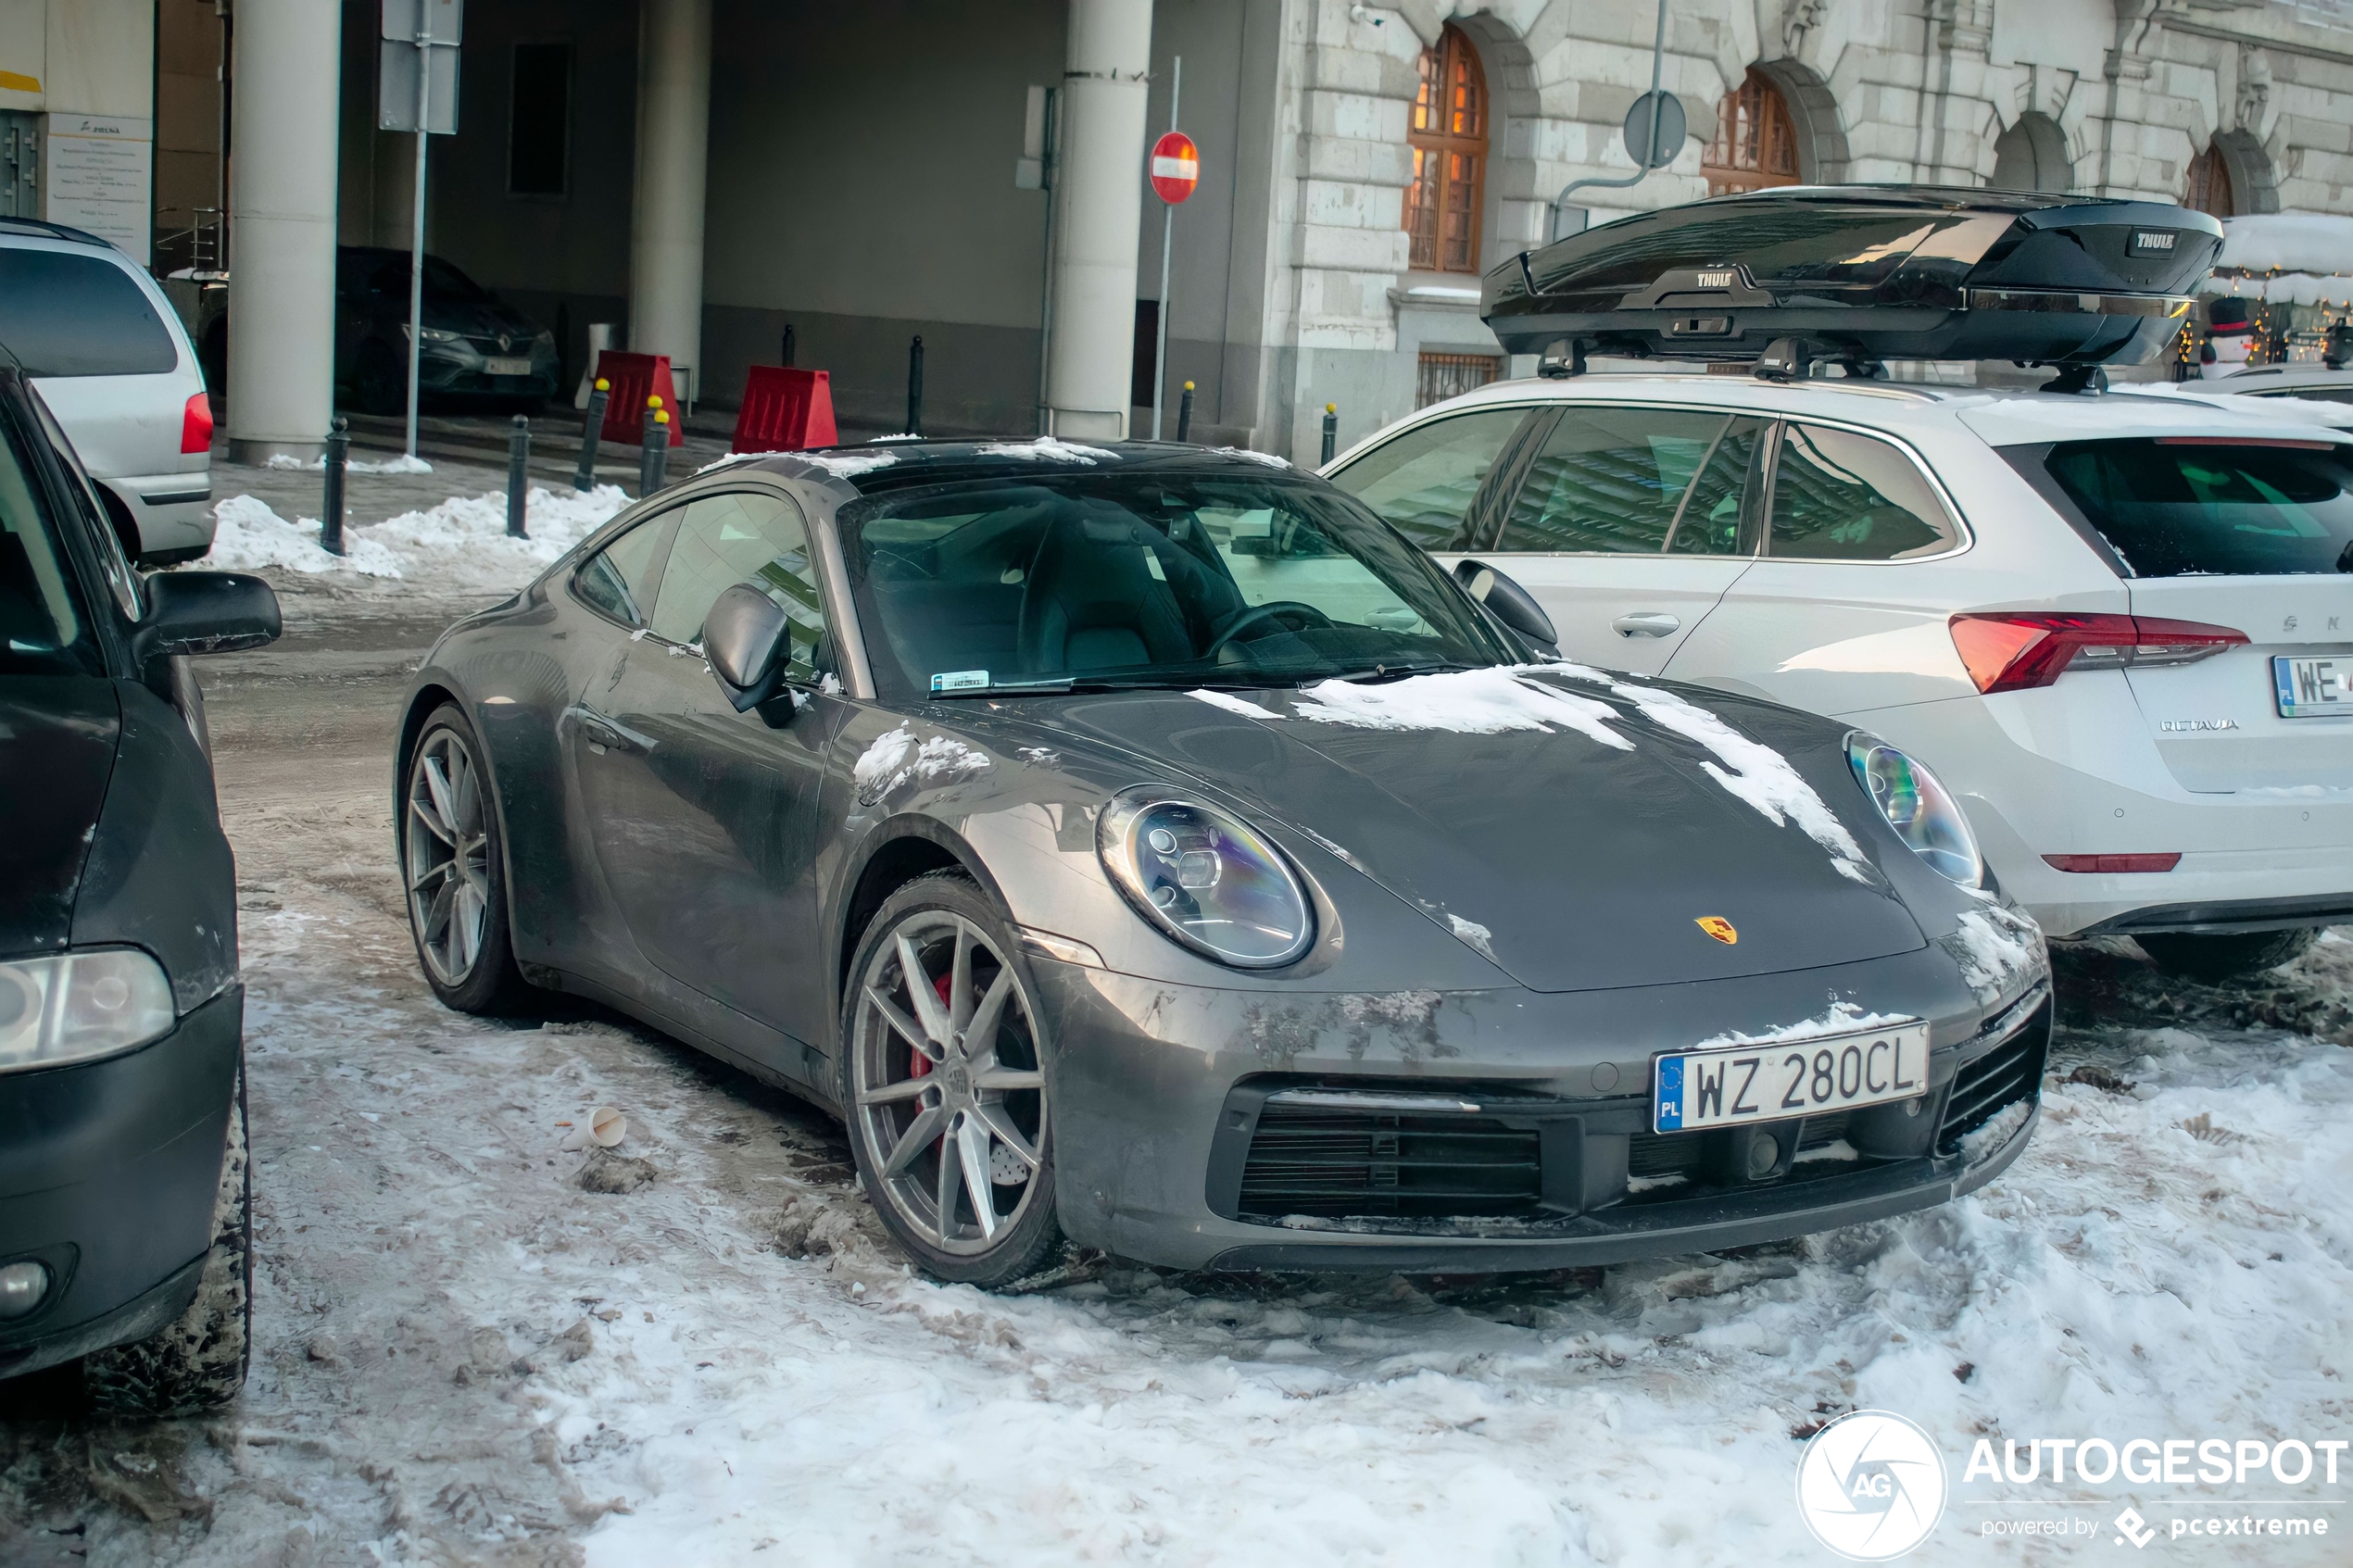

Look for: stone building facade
[131,0,2353,462]
[1258,0,2353,458]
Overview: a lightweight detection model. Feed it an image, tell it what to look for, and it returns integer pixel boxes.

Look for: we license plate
[2274,655,2350,719]
[484,357,533,377]
[1652,1021,1930,1134]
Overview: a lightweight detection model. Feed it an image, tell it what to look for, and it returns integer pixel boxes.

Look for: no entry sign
[1150,131,1200,205]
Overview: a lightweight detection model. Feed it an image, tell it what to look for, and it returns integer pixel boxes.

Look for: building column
[224,0,341,464]
[631,0,711,405]
[1047,0,1153,439]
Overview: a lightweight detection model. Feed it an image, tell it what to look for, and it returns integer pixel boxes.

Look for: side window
[1768,424,1959,561]
[648,490,828,677]
[573,514,669,627]
[0,416,94,675]
[1496,407,1727,553]
[1326,407,1532,549]
[1665,416,1766,557]
[27,388,141,616]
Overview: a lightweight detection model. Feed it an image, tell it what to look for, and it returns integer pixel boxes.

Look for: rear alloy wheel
[401,705,530,1013]
[842,874,1061,1286]
[2136,928,2321,984]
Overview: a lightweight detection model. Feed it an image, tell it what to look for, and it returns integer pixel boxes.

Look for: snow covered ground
[2,488,2349,1566]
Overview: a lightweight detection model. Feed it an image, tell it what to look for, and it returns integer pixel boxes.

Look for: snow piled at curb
[266,451,436,475]
[202,484,631,592]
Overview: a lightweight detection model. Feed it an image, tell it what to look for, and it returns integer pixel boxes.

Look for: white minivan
[0,220,213,563]
[1327,372,2353,981]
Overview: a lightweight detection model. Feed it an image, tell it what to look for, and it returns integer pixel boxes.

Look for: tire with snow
[2135,927,2320,984]
[839,872,1063,1288]
[400,704,532,1014]
[83,1065,253,1417]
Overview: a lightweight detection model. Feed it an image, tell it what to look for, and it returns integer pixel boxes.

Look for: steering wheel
[1204,600,1334,658]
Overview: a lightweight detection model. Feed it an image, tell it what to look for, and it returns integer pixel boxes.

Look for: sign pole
[1151,57,1180,441]
[405,22,430,460]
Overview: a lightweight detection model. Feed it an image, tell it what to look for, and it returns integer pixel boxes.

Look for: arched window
[2185,143,2236,219]
[1405,26,1486,272]
[1703,69,1799,195]
[1991,112,2072,194]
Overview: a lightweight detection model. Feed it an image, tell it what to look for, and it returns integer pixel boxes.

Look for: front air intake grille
[1938,1012,2050,1148]
[1236,1106,1541,1220]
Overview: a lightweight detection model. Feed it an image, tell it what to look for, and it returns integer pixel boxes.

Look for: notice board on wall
[44,113,150,262]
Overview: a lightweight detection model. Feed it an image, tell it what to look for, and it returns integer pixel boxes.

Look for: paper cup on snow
[590,1107,627,1147]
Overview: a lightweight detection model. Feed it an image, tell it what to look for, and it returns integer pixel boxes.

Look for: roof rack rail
[1489,187,2218,394]
[0,217,117,250]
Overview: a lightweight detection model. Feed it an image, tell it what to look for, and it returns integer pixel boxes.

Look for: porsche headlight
[0,949,176,1074]
[1099,790,1314,967]
[1847,736,1982,888]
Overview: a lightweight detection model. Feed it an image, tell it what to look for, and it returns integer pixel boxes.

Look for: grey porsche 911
[394,437,2050,1286]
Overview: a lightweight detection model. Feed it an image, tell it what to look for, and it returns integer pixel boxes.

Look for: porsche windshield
[841,470,1515,697]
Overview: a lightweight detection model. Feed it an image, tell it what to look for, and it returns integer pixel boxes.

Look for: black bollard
[1320,403,1338,466]
[782,324,796,368]
[507,414,532,538]
[321,417,348,557]
[907,334,925,437]
[639,399,669,495]
[574,376,609,493]
[1176,381,1195,444]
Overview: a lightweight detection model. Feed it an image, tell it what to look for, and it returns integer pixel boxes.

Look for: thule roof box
[1483,187,2221,382]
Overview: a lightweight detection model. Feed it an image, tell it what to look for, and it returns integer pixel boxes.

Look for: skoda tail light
[1949,612,2247,695]
[180,392,214,455]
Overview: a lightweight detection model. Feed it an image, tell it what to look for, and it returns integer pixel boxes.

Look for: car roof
[1369,370,2353,455]
[0,218,120,252]
[712,437,1303,495]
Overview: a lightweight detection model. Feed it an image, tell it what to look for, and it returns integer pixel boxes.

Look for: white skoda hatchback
[1326,373,2353,979]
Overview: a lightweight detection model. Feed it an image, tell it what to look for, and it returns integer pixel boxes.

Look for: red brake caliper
[914,972,955,1181]
[910,972,951,1081]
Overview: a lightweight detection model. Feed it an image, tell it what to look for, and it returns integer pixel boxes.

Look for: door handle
[569,705,647,754]
[1612,612,1681,638]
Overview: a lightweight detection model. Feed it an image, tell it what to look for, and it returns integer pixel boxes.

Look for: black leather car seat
[1015,513,1199,673]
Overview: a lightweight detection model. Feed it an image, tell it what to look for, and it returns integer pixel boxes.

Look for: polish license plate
[484,357,533,377]
[2274,655,2350,719]
[1652,1021,1930,1134]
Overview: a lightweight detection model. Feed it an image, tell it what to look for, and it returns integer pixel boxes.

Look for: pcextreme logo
[1796,1410,1949,1561]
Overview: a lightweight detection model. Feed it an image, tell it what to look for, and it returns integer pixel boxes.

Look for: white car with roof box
[0,219,213,564]
[1327,187,2352,981]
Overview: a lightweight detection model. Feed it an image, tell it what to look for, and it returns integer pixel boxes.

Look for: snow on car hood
[1030,666,1925,994]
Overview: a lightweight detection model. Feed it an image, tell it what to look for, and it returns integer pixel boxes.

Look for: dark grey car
[394,440,2051,1286]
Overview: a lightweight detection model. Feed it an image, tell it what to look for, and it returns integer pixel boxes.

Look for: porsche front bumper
[1035,944,2049,1273]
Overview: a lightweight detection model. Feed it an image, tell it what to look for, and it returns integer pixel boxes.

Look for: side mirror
[1453,558,1557,655]
[704,583,791,711]
[132,571,281,665]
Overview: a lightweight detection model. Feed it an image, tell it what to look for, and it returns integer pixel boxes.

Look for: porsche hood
[1028,665,1927,994]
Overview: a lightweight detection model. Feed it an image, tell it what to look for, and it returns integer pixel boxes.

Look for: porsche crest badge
[1695,916,1738,945]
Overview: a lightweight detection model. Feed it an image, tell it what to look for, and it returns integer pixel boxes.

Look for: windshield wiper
[1315,659,1490,685]
[927,671,1303,699]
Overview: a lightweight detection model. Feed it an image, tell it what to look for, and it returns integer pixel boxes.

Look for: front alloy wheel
[846,876,1060,1285]
[401,705,528,1013]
